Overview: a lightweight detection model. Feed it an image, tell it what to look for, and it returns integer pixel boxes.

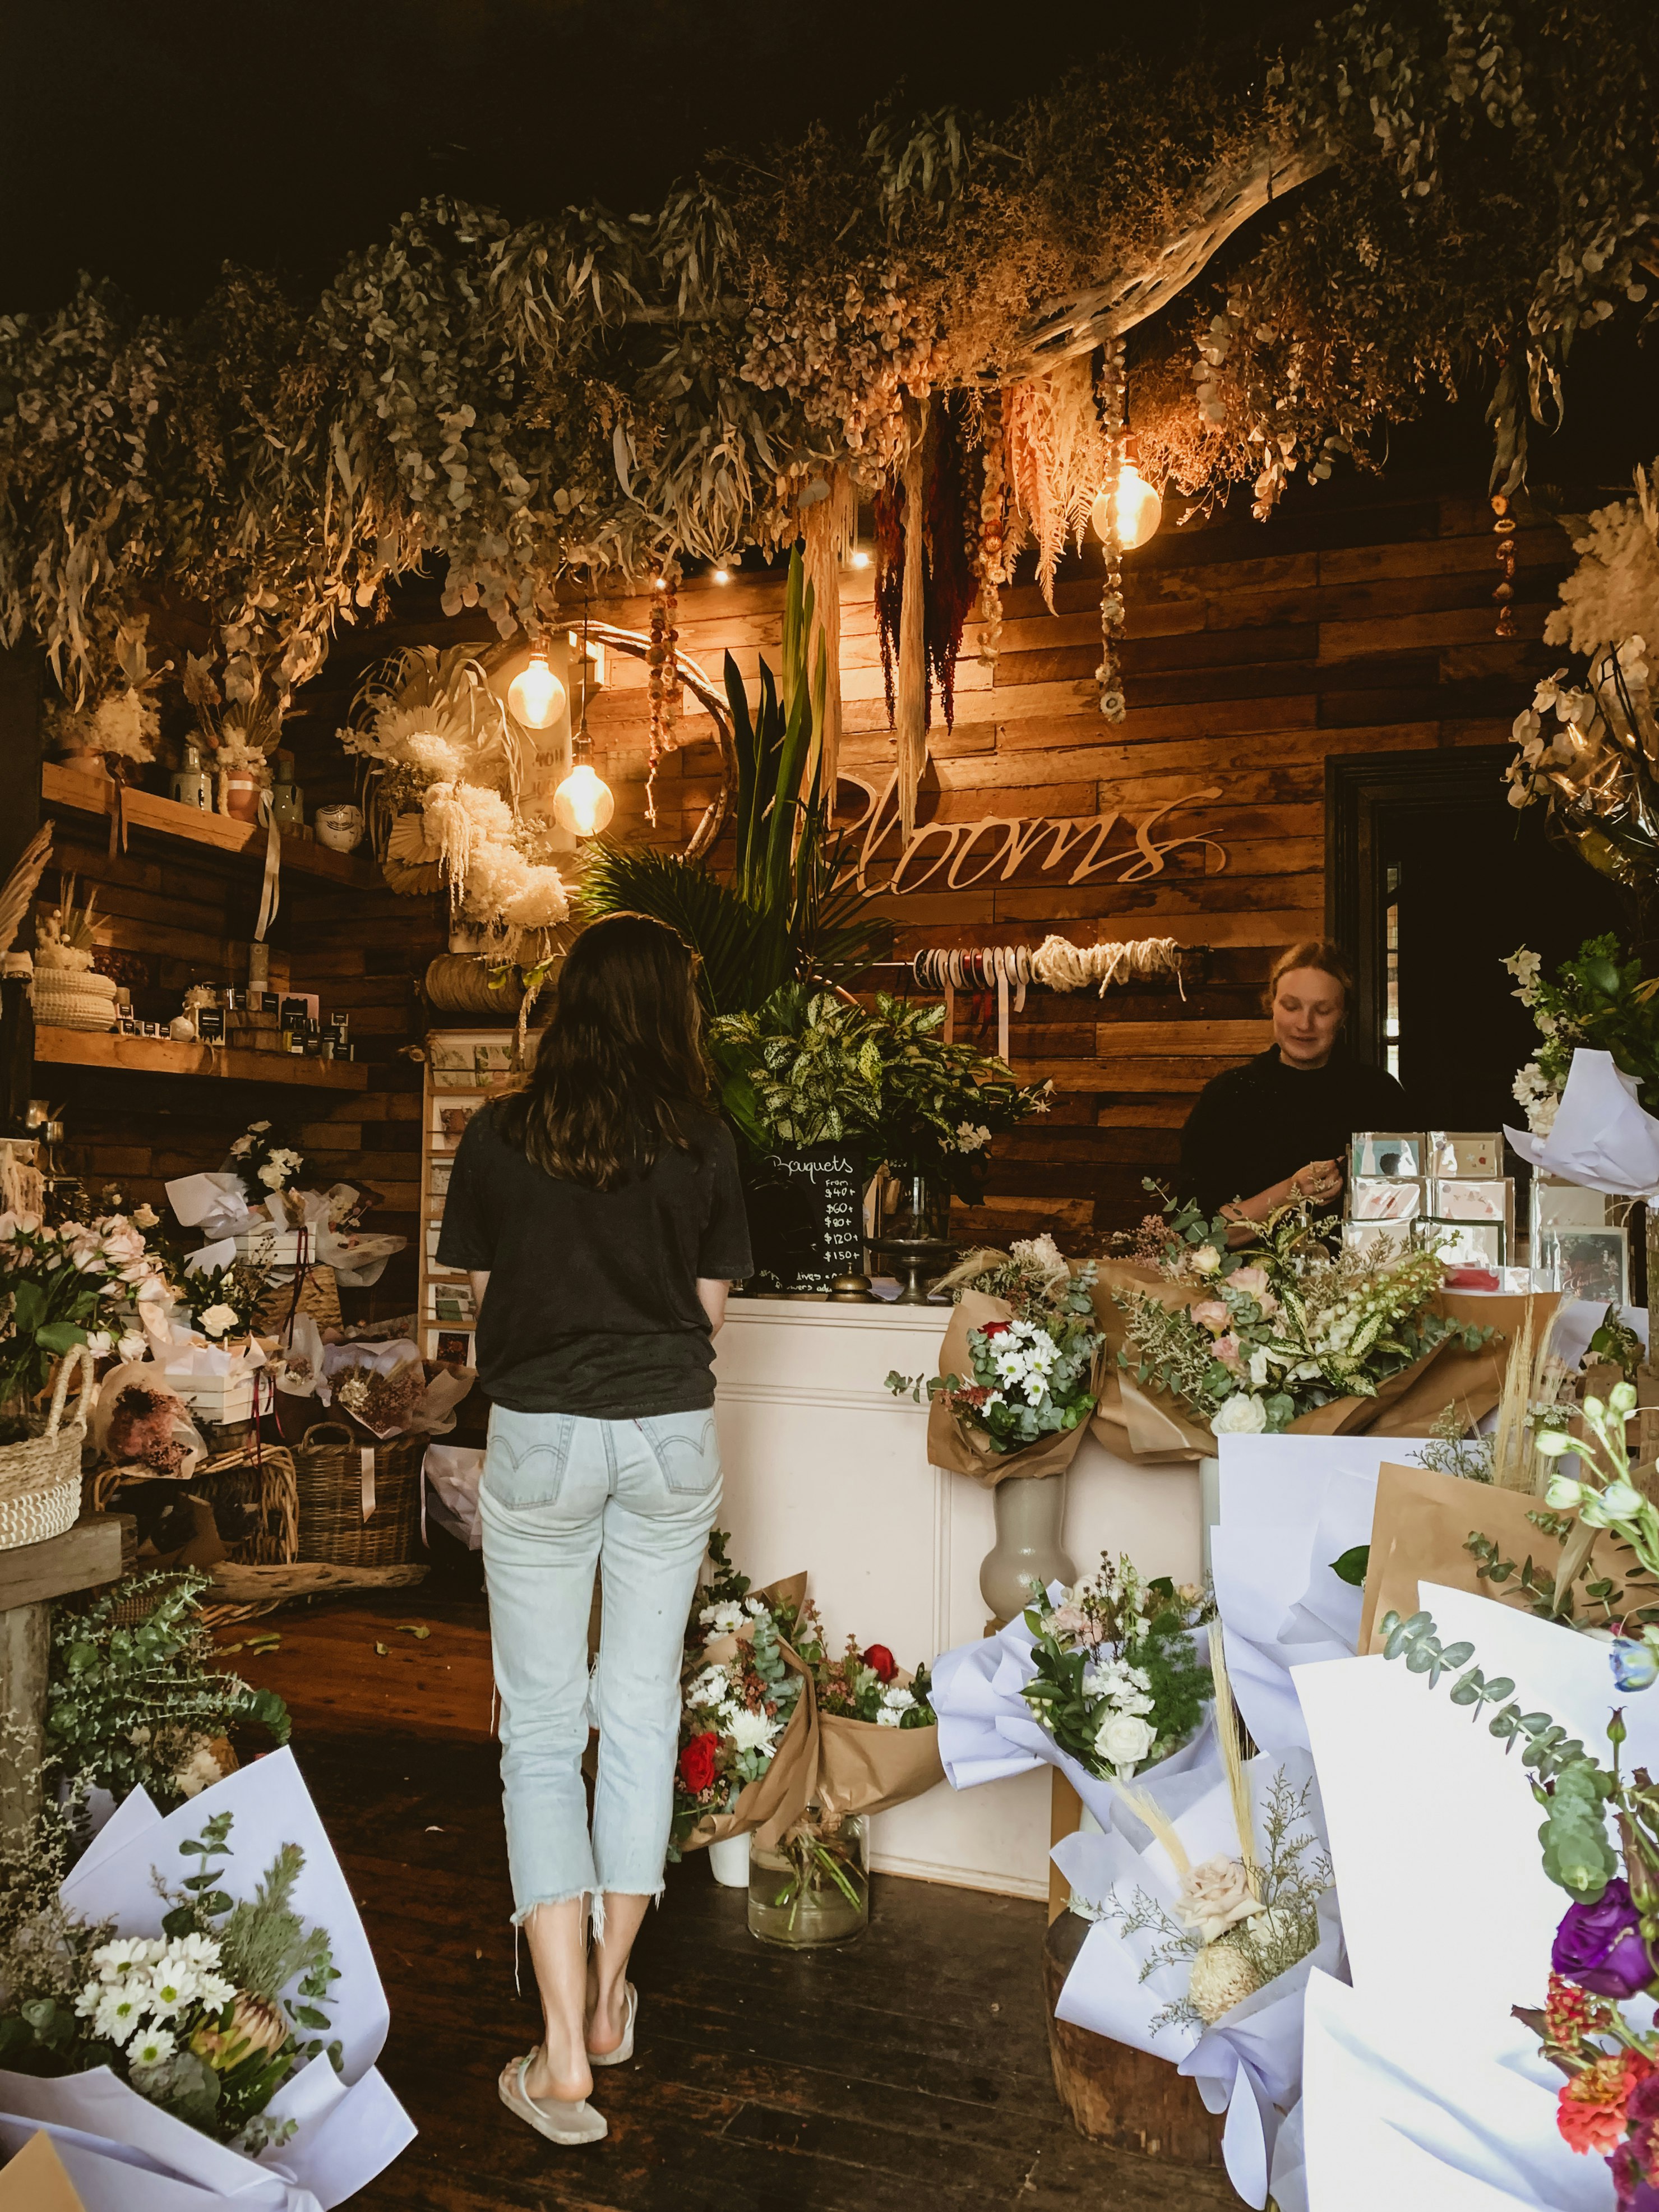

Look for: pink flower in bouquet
[1212,1334,1244,1369]
[1227,1264,1278,1315]
[1191,1300,1230,1333]
[1047,1605,1092,1642]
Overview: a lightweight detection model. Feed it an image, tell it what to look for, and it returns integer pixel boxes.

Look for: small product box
[1348,1177,1425,1223]
[1349,1132,1427,1180]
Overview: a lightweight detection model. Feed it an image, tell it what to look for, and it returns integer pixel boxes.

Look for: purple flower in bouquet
[1553,1879,1657,1998]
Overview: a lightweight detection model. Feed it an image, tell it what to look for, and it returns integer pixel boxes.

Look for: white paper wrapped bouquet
[0,1748,412,2210]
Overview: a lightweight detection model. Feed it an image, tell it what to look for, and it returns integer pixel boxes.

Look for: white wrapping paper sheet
[1209,1435,1436,1752]
[44,1749,414,2208]
[0,2109,318,2211]
[423,1443,483,1550]
[1300,1972,1608,2212]
[930,1599,1216,1832]
[1051,1746,1336,2209]
[1505,1046,1659,1199]
[1292,1586,1659,2208]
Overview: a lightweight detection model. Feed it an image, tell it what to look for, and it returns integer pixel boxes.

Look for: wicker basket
[0,1346,95,1554]
[90,1444,298,1569]
[294,1422,424,1568]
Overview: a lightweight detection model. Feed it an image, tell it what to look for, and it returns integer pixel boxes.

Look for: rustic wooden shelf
[41,763,384,893]
[34,1027,370,1089]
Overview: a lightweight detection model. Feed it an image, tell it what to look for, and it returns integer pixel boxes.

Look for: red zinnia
[677,1731,719,1797]
[1558,2052,1651,2158]
[863,1645,898,1682]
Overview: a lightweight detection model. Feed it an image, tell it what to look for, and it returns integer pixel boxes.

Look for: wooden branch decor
[1004,136,1338,375]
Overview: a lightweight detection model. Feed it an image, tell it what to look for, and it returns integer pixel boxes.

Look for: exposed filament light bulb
[1089,462,1163,553]
[552,756,614,838]
[507,649,568,730]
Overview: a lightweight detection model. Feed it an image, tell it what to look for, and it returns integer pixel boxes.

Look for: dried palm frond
[0,825,52,960]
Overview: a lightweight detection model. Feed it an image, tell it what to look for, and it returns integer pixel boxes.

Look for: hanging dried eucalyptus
[1096,338,1128,725]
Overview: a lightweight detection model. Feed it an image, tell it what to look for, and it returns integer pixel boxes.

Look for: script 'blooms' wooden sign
[837,772,1227,893]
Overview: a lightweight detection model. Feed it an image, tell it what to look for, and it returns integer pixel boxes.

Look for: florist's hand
[1291,1159,1342,1205]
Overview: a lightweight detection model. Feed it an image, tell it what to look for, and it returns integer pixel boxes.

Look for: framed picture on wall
[435,1330,474,1368]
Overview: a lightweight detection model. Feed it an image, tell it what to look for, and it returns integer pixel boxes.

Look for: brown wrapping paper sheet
[1357,1457,1637,1654]
[679,1571,817,1855]
[815,1709,946,1821]
[925,1289,1097,1487]
[1084,1273,1551,1464]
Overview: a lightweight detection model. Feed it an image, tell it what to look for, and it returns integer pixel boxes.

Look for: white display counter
[711,1296,1201,1901]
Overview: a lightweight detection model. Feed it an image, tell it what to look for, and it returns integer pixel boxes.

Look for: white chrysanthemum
[699,1601,746,1637]
[146,1956,201,2017]
[93,1985,148,2045]
[686,1664,733,1708]
[1188,1938,1264,2024]
[128,2024,178,2069]
[92,1937,160,1984]
[727,1707,777,1754]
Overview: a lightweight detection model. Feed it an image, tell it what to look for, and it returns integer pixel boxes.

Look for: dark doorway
[1326,749,1625,1132]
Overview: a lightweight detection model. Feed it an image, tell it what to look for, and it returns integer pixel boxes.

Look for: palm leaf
[577,841,792,1015]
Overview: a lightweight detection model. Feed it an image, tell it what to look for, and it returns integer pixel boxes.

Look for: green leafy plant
[1506,935,1659,1132]
[580,551,893,1015]
[46,1571,291,1810]
[709,986,883,1149]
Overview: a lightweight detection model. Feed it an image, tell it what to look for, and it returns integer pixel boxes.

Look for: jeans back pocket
[483,1409,576,1509]
[637,1411,720,1494]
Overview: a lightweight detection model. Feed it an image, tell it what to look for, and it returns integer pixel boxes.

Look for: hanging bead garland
[1096,338,1127,723]
[975,390,1009,667]
[644,561,681,826]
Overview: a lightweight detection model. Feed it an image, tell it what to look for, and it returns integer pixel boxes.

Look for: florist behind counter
[1179,940,1413,1230]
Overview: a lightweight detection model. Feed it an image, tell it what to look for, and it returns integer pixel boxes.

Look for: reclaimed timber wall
[36,451,1580,1277]
[571,464,1572,1251]
[39,772,444,1318]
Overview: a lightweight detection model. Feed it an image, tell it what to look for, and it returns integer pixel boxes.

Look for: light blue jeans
[480,1403,723,1928]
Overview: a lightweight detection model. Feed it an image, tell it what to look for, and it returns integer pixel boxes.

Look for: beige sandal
[587,1980,637,2067]
[498,2053,608,2144]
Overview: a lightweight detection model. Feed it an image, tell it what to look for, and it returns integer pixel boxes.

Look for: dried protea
[191,1991,289,2071]
[1187,1938,1262,2025]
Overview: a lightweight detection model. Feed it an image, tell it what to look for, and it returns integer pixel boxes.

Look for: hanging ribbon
[255,787,283,943]
[360,1446,378,1523]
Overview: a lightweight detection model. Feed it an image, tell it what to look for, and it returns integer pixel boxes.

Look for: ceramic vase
[708,1832,751,1888]
[979,1470,1077,1623]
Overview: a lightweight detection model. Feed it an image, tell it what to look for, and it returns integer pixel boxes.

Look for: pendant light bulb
[507,650,568,731]
[1090,463,1163,553]
[552,760,615,839]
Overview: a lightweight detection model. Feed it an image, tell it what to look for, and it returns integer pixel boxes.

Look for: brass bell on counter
[826,1272,876,1303]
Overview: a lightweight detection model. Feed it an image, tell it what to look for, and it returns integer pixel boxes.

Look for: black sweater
[1178,1048,1414,1217]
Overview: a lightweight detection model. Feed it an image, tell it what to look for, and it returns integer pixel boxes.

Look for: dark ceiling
[0,0,1314,314]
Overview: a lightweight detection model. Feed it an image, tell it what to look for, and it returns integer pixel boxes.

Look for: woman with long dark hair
[437,912,752,2146]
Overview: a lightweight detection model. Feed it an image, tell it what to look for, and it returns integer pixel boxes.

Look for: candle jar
[269,752,304,832]
[170,742,211,811]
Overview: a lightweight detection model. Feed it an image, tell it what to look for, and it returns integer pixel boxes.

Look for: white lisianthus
[1094,1711,1156,1770]
[197,1304,241,1340]
[132,1202,160,1230]
[1190,1244,1222,1276]
[1247,1347,1271,1388]
[1600,1480,1643,1521]
[1211,1392,1268,1435]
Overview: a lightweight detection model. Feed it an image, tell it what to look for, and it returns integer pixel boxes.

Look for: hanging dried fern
[1003,357,1107,611]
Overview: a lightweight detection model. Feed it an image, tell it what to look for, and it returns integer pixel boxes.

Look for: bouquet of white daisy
[671,1534,817,1857]
[887,1235,1106,1484]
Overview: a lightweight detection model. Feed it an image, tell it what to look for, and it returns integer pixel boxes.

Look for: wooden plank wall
[576,465,1567,1250]
[39,456,1566,1281]
[41,801,443,1319]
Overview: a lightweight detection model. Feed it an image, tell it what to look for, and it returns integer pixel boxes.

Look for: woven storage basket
[90,1445,298,1569]
[294,1422,423,1568]
[0,1345,96,1553]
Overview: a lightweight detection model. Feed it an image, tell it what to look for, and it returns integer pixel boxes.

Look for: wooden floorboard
[222,1604,1241,2210]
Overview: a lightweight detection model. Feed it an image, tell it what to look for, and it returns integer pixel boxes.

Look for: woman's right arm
[1220,1160,1343,1231]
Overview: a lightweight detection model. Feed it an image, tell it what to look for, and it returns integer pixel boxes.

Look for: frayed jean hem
[511,1884,666,1945]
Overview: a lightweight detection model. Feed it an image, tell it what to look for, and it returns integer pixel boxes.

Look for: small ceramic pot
[223,775,262,823]
[315,803,364,853]
[708,1832,751,1888]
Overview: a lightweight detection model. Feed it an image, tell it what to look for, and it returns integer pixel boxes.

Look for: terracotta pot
[223,775,262,823]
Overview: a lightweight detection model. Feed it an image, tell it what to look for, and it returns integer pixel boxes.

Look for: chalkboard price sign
[741,1144,865,1293]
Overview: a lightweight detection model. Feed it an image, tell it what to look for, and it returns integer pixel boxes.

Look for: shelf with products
[34,1027,370,1089]
[418,1029,523,1369]
[41,763,383,893]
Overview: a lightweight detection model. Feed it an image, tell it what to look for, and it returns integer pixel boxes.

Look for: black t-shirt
[1178,1048,1415,1217]
[435,1102,754,1417]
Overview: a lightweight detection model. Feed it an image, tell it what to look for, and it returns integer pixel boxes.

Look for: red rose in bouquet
[678,1731,719,1796]
[863,1645,898,1682]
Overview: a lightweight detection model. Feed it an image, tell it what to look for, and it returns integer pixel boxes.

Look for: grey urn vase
[980,1470,1078,1623]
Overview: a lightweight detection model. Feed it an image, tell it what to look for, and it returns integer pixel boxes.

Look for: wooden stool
[1042,1909,1231,2173]
[0,1516,125,1841]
